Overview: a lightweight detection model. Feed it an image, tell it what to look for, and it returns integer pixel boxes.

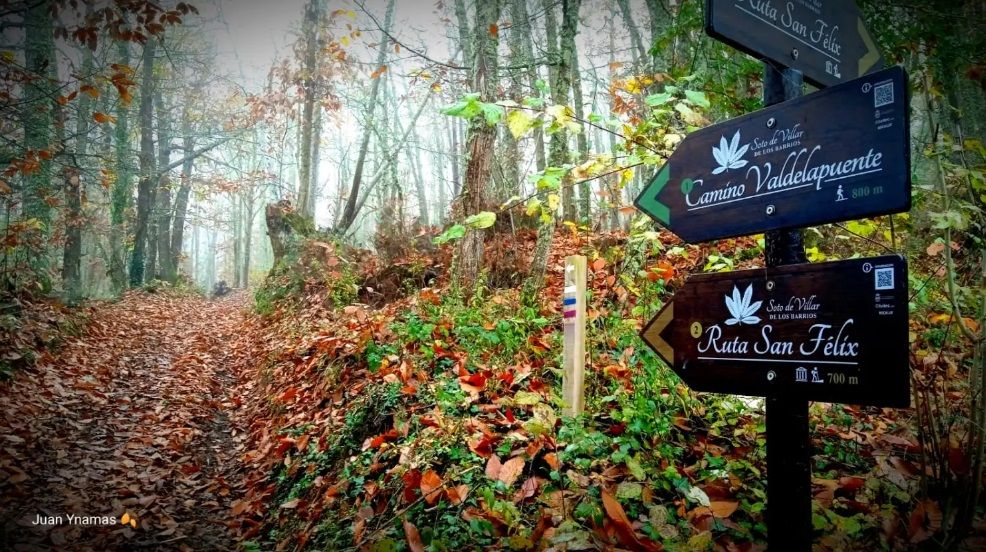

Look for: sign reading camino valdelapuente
[641,256,909,407]
[705,0,884,88]
[634,65,909,244]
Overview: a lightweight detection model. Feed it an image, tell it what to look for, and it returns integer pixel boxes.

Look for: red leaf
[420,469,443,506]
[468,435,494,458]
[838,476,866,493]
[402,469,421,503]
[278,386,298,403]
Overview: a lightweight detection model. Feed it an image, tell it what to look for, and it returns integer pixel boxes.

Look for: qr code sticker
[875,267,894,290]
[874,82,894,108]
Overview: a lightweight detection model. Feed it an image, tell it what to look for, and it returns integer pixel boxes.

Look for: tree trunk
[561,0,588,220]
[512,0,546,173]
[152,89,173,282]
[452,0,473,67]
[543,0,575,222]
[434,127,447,224]
[62,42,94,303]
[452,0,501,294]
[169,107,194,281]
[21,0,55,276]
[296,0,322,218]
[616,0,648,69]
[242,191,254,287]
[409,118,429,226]
[449,118,462,196]
[523,0,573,302]
[644,0,670,72]
[605,14,622,230]
[128,38,157,287]
[337,0,395,232]
[109,39,131,294]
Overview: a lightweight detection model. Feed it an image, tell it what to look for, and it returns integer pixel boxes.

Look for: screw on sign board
[642,255,909,407]
[634,66,909,244]
[705,0,884,88]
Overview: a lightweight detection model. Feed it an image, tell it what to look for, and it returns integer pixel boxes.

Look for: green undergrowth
[254,238,360,317]
[251,249,777,550]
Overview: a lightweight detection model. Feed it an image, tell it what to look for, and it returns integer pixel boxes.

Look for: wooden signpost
[642,256,909,407]
[634,66,910,243]
[562,256,586,417]
[705,0,884,88]
[634,3,908,549]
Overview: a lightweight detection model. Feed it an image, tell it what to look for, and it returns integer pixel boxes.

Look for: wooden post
[763,63,812,551]
[562,255,586,416]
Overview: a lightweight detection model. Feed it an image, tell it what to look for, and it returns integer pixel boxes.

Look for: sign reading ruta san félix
[634,66,909,244]
[705,0,884,88]
[641,256,909,407]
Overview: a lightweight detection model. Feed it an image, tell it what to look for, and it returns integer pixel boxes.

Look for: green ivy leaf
[645,92,673,106]
[432,224,466,245]
[480,102,504,125]
[441,93,482,119]
[684,89,710,109]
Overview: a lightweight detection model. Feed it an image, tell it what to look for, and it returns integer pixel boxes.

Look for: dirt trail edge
[0,290,251,551]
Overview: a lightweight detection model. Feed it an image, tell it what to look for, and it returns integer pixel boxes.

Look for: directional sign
[642,256,909,407]
[634,66,909,244]
[706,0,883,88]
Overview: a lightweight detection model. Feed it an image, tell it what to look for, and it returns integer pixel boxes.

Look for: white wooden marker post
[562,255,587,416]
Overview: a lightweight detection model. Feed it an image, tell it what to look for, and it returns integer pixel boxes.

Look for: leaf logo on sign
[711,130,749,175]
[724,284,762,326]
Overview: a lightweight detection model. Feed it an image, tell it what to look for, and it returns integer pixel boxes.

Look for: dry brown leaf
[498,456,525,487]
[403,518,425,552]
[601,488,662,552]
[446,484,470,505]
[708,500,738,518]
[485,455,503,480]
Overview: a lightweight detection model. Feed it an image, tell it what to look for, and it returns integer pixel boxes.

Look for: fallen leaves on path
[0,290,250,551]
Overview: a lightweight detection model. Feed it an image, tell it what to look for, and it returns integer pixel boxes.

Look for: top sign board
[634,66,909,244]
[706,0,884,88]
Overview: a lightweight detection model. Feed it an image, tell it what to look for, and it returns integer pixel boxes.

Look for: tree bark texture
[453,0,501,294]
[128,38,157,287]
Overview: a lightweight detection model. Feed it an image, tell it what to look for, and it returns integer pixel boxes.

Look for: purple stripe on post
[564,310,577,318]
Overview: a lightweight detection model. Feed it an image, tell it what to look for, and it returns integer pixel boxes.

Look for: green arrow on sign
[634,164,671,225]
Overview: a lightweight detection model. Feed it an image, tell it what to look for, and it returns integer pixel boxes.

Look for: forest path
[0,290,251,551]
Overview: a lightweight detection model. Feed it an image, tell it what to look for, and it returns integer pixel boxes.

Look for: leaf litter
[0,290,251,551]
